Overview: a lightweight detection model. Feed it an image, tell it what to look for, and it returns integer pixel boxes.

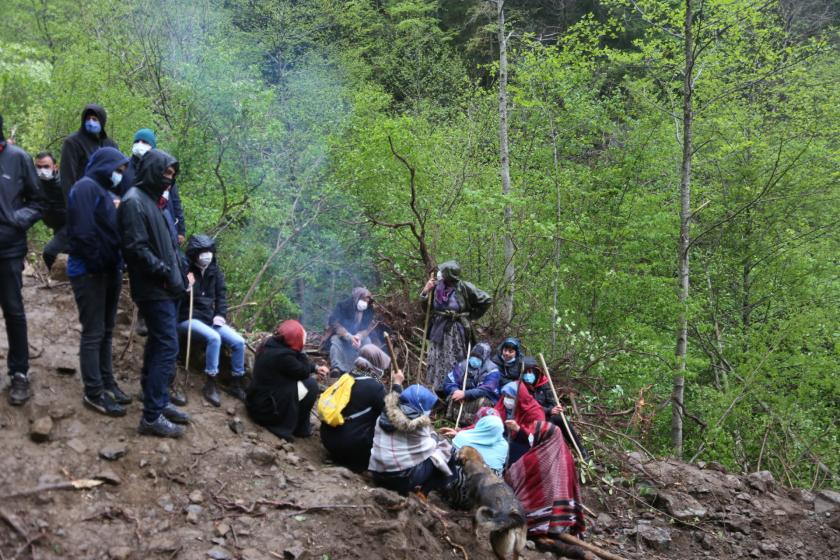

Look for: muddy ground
[1,257,838,560]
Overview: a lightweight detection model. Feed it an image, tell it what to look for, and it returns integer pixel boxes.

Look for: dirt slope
[1,262,838,560]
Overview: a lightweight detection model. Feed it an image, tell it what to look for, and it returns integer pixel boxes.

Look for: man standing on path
[35,151,68,273]
[0,115,44,405]
[118,149,190,437]
[60,104,119,203]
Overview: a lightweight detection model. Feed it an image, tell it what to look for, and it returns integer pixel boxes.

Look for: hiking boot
[138,415,184,438]
[105,382,132,405]
[162,403,191,425]
[223,376,247,402]
[83,393,127,417]
[202,377,221,407]
[169,386,188,407]
[8,373,32,406]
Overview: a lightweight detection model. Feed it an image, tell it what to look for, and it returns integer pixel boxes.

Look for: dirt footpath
[1,264,838,560]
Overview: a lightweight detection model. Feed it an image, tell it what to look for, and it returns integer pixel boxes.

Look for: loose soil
[1,259,837,560]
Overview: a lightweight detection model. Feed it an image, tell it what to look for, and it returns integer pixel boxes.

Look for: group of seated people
[242,322,586,543]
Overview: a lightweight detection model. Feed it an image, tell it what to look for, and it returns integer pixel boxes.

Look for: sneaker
[83,393,126,417]
[169,386,188,407]
[105,382,132,405]
[162,403,191,425]
[222,376,247,402]
[8,372,32,406]
[138,415,184,438]
[202,377,221,407]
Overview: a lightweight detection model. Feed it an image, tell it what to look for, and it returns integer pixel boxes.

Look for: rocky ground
[1,257,838,560]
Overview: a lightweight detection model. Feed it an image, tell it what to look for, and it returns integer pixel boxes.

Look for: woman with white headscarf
[320,344,403,471]
[327,287,375,376]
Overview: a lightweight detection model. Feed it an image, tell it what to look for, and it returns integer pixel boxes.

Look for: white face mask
[197,252,213,267]
[110,171,123,187]
[302,329,308,346]
[37,168,54,180]
[503,397,516,410]
[356,299,368,312]
[162,189,170,200]
[132,142,151,158]
[436,271,443,282]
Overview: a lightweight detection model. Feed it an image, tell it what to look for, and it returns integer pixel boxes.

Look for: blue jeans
[137,298,179,422]
[177,320,245,376]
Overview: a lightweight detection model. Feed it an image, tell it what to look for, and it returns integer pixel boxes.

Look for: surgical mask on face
[85,119,102,134]
[302,329,308,346]
[162,189,170,200]
[110,171,123,188]
[356,299,368,312]
[197,252,213,267]
[505,356,516,364]
[503,397,515,410]
[36,168,54,180]
[436,271,443,282]
[523,373,536,384]
[468,357,482,369]
[132,142,151,158]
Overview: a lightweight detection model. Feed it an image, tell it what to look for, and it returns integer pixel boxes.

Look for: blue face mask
[468,357,482,369]
[85,119,102,134]
[523,372,536,384]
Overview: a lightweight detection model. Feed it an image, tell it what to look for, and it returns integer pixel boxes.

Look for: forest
[2,0,837,488]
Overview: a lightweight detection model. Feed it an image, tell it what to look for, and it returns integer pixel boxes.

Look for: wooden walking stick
[418,272,434,369]
[183,283,195,390]
[538,352,586,464]
[383,332,398,390]
[454,342,472,428]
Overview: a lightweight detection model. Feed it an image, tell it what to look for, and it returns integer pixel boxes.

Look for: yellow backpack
[317,374,356,427]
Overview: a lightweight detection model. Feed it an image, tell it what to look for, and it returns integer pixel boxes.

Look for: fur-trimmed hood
[380,392,432,433]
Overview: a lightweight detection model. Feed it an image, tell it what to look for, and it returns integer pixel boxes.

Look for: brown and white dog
[458,446,528,560]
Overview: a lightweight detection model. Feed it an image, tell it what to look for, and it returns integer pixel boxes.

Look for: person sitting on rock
[441,341,501,424]
[246,320,328,442]
[320,344,404,472]
[368,384,454,495]
[178,234,247,407]
[327,287,375,377]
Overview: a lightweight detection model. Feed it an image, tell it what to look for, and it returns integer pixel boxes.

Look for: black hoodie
[0,127,44,260]
[178,234,229,324]
[59,104,119,203]
[118,149,185,302]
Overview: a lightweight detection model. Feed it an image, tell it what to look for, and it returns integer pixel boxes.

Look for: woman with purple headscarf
[420,261,492,391]
[327,286,375,376]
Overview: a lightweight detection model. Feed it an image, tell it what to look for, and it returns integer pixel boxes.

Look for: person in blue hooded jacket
[491,336,524,386]
[66,147,132,417]
[442,341,501,425]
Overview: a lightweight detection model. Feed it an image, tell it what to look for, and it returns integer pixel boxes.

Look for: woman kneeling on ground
[246,320,328,441]
[320,344,404,472]
[368,384,454,495]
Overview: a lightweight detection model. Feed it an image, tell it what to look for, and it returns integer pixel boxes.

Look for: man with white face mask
[35,151,69,272]
[177,234,247,406]
[327,286,376,377]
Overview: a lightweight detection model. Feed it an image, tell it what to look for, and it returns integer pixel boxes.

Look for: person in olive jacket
[247,320,328,442]
[118,149,189,438]
[178,234,246,407]
[0,114,44,406]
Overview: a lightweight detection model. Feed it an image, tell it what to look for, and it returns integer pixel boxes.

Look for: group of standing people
[0,105,245,439]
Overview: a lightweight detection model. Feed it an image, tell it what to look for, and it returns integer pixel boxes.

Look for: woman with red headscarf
[246,320,329,441]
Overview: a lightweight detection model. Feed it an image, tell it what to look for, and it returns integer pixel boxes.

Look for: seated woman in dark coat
[246,320,328,441]
[320,344,404,472]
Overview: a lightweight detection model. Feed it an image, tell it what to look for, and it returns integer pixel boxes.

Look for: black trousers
[0,257,28,376]
[43,227,69,270]
[70,270,122,397]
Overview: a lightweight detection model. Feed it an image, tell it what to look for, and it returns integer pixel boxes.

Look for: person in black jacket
[118,149,190,438]
[67,147,132,416]
[327,287,375,376]
[35,152,68,272]
[491,336,524,386]
[247,320,328,442]
[0,115,44,405]
[320,344,404,472]
[178,234,246,407]
[120,128,186,245]
[60,104,119,203]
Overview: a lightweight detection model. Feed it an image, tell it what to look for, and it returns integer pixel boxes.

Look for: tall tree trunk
[673,0,695,459]
[497,0,515,326]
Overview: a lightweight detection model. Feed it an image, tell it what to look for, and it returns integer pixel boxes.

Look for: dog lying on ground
[457,445,528,560]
